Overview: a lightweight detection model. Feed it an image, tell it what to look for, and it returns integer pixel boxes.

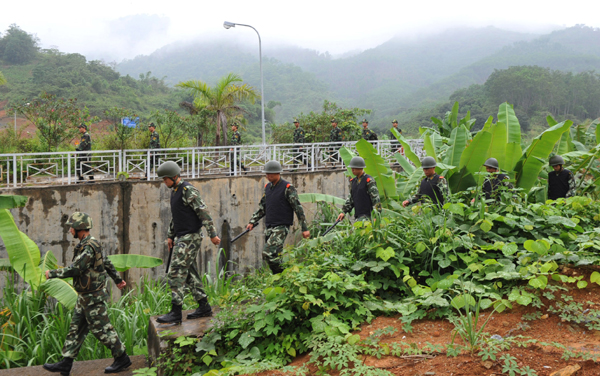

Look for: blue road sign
[121,117,139,128]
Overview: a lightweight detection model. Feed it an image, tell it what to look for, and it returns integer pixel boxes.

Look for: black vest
[483,173,508,200]
[419,174,444,206]
[265,179,294,228]
[548,169,572,200]
[171,182,202,237]
[351,174,374,218]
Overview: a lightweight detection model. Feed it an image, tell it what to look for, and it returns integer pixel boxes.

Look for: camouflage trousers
[62,290,125,359]
[168,232,206,305]
[263,225,290,274]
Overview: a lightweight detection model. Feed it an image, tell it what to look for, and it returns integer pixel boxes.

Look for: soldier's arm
[285,185,309,231]
[82,134,91,150]
[47,247,93,279]
[104,257,124,284]
[249,194,266,226]
[155,133,160,148]
[184,187,218,238]
[167,220,175,239]
[567,172,577,198]
[341,180,354,213]
[367,178,382,212]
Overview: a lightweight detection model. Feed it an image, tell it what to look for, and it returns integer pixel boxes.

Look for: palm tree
[177,73,258,146]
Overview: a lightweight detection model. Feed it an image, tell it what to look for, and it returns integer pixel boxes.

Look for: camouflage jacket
[388,127,402,140]
[76,132,92,151]
[149,131,161,149]
[329,127,342,142]
[342,174,382,214]
[293,126,305,144]
[231,131,242,146]
[362,128,378,141]
[408,174,449,205]
[167,180,218,239]
[249,180,309,231]
[47,235,122,294]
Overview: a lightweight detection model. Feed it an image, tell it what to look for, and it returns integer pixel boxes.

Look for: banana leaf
[445,125,469,172]
[339,146,356,177]
[397,168,424,200]
[0,209,42,289]
[514,120,573,193]
[0,195,28,210]
[596,119,600,145]
[0,258,13,271]
[449,101,459,129]
[448,128,492,192]
[488,121,507,169]
[41,278,78,310]
[498,102,521,145]
[299,193,346,206]
[107,254,163,272]
[395,154,415,175]
[392,129,421,167]
[355,139,398,201]
[504,142,522,175]
[40,250,59,271]
[557,129,575,155]
[423,134,437,161]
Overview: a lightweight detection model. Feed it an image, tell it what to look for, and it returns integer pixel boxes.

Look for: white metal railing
[0,140,424,188]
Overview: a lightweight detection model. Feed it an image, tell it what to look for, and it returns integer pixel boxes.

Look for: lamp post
[223,21,266,145]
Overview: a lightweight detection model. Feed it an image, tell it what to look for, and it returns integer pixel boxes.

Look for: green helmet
[263,160,283,173]
[157,161,181,178]
[483,158,499,169]
[66,212,93,230]
[549,155,565,166]
[421,156,437,169]
[348,156,366,169]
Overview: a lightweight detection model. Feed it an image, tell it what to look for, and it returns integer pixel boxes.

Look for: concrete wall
[0,171,349,295]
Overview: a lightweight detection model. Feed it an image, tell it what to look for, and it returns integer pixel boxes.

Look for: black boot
[43,357,73,375]
[156,304,182,324]
[104,352,131,373]
[187,298,212,319]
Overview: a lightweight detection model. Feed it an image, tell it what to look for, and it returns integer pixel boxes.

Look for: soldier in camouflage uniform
[337,157,382,221]
[156,161,221,324]
[43,212,131,375]
[292,119,309,169]
[361,119,378,143]
[329,119,343,165]
[229,123,246,174]
[479,158,514,203]
[548,155,576,200]
[388,120,403,155]
[246,161,310,274]
[403,157,449,208]
[76,124,94,182]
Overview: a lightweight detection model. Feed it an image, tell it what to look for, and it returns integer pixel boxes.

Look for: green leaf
[391,129,421,167]
[480,219,493,232]
[287,347,296,357]
[445,125,469,173]
[577,281,588,289]
[355,139,398,201]
[498,102,521,145]
[591,272,600,284]
[0,195,28,209]
[423,133,437,160]
[249,346,261,360]
[347,334,361,345]
[488,121,508,170]
[375,247,395,262]
[299,286,307,294]
[394,153,416,174]
[444,203,464,216]
[449,125,492,191]
[339,146,356,177]
[41,278,78,309]
[516,295,532,306]
[451,294,475,309]
[298,193,345,205]
[524,240,550,255]
[40,250,59,272]
[107,254,163,272]
[238,333,255,349]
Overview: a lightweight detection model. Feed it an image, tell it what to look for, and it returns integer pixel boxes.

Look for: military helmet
[549,155,565,166]
[392,119,398,124]
[348,156,367,169]
[483,158,499,169]
[78,124,87,130]
[66,212,93,230]
[231,122,238,127]
[331,118,337,123]
[421,156,437,169]
[157,161,181,178]
[148,122,155,128]
[293,118,299,123]
[362,119,369,124]
[263,160,283,173]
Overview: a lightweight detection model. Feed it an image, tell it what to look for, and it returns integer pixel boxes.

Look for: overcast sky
[1,0,598,62]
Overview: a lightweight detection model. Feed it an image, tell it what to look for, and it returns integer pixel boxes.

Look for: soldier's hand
[302,231,310,239]
[336,213,345,221]
[117,281,127,290]
[246,223,254,231]
[211,236,221,245]
[167,238,173,250]
[45,270,50,279]
[402,200,409,207]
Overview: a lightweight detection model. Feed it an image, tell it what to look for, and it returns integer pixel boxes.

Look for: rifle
[322,219,342,236]
[231,229,250,244]
[165,241,173,274]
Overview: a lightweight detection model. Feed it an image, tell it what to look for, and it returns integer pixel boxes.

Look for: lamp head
[223,21,235,29]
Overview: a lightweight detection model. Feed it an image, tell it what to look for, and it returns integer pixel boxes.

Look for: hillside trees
[177,73,259,146]
[0,24,39,65]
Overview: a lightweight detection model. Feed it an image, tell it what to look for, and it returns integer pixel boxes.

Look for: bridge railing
[0,140,424,188]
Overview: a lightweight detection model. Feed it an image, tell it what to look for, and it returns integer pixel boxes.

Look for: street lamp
[223,21,266,145]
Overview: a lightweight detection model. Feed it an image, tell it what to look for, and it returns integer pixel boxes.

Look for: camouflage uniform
[149,129,160,171]
[329,126,343,163]
[362,127,378,141]
[167,180,218,305]
[482,173,514,202]
[230,129,245,172]
[76,131,93,180]
[249,180,308,273]
[293,124,307,168]
[47,234,125,359]
[342,173,382,219]
[407,174,449,207]
[388,126,402,153]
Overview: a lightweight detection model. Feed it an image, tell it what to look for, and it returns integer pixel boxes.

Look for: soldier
[76,124,94,182]
[361,119,378,142]
[329,119,343,165]
[43,212,131,375]
[481,158,514,202]
[388,120,403,155]
[230,122,246,175]
[336,156,382,221]
[548,155,576,200]
[246,161,310,274]
[146,123,161,179]
[293,118,307,169]
[402,157,448,207]
[156,161,221,324]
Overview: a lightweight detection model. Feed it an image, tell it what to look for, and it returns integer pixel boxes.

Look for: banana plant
[354,139,398,203]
